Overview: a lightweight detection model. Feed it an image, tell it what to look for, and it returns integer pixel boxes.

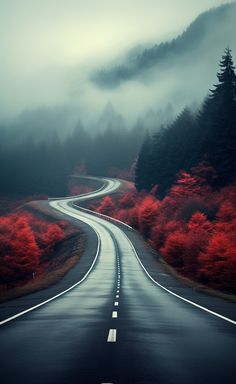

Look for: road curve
[0,176,236,384]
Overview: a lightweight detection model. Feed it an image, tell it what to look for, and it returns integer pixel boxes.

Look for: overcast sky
[0,0,229,119]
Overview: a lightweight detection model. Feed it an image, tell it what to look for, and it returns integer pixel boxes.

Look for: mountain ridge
[92,2,236,89]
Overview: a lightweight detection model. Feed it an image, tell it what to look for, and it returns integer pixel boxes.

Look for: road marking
[117,290,120,293]
[124,234,236,326]
[112,311,118,318]
[0,229,102,327]
[114,301,119,306]
[0,177,123,327]
[56,178,236,327]
[116,295,119,298]
[107,329,117,342]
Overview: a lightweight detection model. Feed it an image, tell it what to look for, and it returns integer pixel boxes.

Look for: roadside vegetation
[94,174,236,294]
[94,48,236,294]
[0,205,84,299]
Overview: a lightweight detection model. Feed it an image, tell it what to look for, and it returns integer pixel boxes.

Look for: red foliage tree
[137,196,160,237]
[198,232,236,292]
[0,215,40,285]
[0,211,66,289]
[92,166,236,293]
[118,192,137,209]
[96,196,116,216]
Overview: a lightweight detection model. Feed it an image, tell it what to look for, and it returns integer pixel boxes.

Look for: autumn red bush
[69,185,93,196]
[0,212,66,289]
[95,169,236,293]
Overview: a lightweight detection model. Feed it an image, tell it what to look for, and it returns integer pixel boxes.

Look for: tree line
[135,48,236,197]
[0,119,144,196]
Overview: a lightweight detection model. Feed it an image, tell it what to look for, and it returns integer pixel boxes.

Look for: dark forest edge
[133,48,236,294]
[93,48,236,295]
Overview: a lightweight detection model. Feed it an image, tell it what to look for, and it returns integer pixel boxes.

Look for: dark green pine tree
[135,131,153,191]
[197,47,236,186]
[211,47,236,104]
[150,108,197,196]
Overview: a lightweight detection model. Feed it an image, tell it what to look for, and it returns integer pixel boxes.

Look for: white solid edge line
[107,329,117,342]
[80,204,236,326]
[124,233,236,326]
[0,177,121,327]
[0,228,101,326]
[73,203,133,230]
[62,190,236,326]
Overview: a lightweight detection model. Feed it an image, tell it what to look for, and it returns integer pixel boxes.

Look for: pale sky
[0,0,229,119]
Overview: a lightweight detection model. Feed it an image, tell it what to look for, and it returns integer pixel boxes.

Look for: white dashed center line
[114,301,119,306]
[107,329,117,342]
[116,295,119,298]
[112,311,118,318]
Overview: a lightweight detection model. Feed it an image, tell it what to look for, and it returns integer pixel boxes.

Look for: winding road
[0,177,236,384]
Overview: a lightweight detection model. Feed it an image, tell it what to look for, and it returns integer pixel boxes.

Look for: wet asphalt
[0,179,236,384]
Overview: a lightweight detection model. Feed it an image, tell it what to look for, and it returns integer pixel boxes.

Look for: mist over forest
[0,0,235,197]
[0,1,235,129]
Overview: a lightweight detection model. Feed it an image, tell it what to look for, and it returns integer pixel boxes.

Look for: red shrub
[198,232,236,292]
[137,196,161,237]
[160,232,189,268]
[69,185,92,196]
[0,215,40,285]
[0,211,66,288]
[96,196,116,216]
[91,166,236,293]
[118,192,137,209]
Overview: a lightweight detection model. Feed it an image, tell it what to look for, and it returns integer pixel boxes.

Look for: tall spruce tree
[150,108,197,196]
[197,47,236,185]
[135,109,197,196]
[135,132,153,191]
[135,48,236,196]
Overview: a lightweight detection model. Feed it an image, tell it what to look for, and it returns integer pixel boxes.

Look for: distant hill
[96,102,127,132]
[92,2,236,89]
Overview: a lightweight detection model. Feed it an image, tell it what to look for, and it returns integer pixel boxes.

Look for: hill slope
[92,2,236,91]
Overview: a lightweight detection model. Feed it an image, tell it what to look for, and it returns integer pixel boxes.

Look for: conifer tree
[198,47,236,185]
[135,132,153,191]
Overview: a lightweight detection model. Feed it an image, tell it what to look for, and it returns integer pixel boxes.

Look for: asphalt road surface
[0,177,236,384]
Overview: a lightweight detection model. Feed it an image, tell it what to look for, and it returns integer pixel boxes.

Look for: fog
[0,0,233,129]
